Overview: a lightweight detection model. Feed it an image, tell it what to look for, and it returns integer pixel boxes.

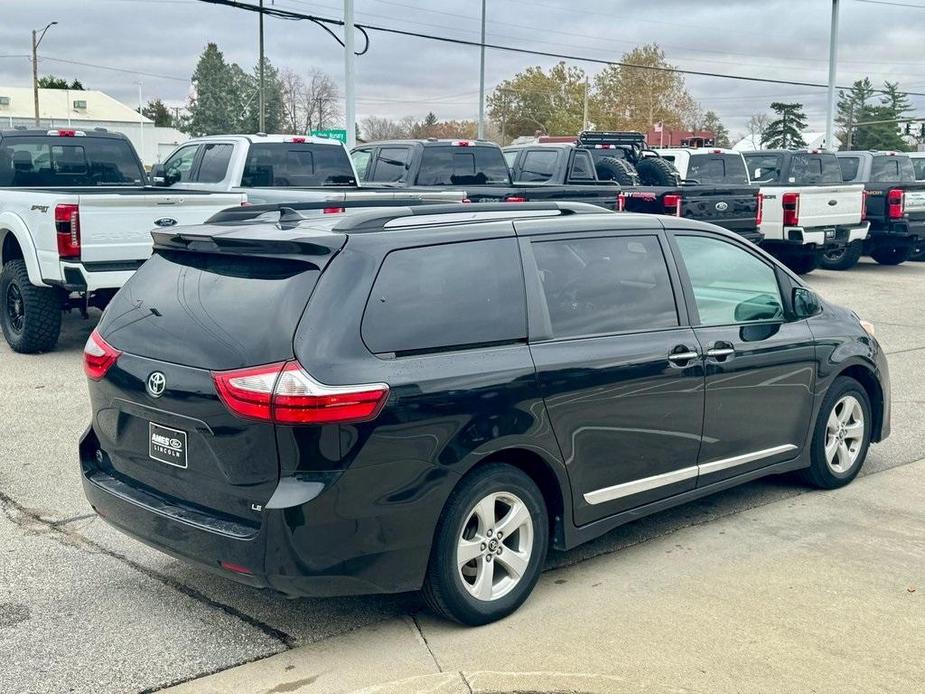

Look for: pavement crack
[408,614,443,673]
[458,670,474,694]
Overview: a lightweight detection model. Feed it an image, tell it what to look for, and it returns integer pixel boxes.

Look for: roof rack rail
[205,198,436,225]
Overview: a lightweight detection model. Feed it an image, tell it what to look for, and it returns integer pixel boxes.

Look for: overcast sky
[2,0,924,140]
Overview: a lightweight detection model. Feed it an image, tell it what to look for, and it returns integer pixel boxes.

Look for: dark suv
[79,202,890,625]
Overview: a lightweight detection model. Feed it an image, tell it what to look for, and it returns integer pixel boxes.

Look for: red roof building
[645,128,716,148]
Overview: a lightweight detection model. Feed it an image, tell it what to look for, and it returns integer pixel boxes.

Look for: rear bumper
[868,219,925,242]
[43,261,144,292]
[79,425,444,597]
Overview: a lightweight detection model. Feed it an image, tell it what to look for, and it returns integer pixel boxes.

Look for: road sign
[311,129,348,143]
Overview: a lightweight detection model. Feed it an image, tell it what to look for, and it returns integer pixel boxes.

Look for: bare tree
[279,67,341,134]
[745,112,770,149]
[360,116,410,141]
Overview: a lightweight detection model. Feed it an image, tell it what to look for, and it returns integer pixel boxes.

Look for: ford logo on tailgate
[154,217,178,227]
[715,201,728,211]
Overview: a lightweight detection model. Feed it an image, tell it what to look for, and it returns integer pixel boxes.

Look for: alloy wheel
[456,491,534,602]
[824,394,865,474]
[5,282,24,334]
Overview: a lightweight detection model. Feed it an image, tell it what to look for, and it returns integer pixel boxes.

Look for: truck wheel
[799,376,871,490]
[594,156,638,186]
[819,240,863,271]
[783,252,820,275]
[422,463,548,625]
[635,157,679,186]
[908,242,925,262]
[0,259,62,353]
[870,245,912,265]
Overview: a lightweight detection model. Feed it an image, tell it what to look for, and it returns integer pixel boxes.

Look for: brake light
[83,329,121,380]
[288,136,307,143]
[782,192,800,227]
[451,140,472,147]
[47,129,84,137]
[212,361,390,425]
[663,193,682,216]
[887,188,905,219]
[756,192,763,226]
[617,192,626,212]
[505,196,527,203]
[712,149,722,154]
[861,190,868,221]
[594,144,615,149]
[322,207,346,214]
[55,203,81,259]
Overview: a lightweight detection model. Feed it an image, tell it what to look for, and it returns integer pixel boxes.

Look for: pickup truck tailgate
[905,188,925,218]
[77,192,246,262]
[793,185,865,228]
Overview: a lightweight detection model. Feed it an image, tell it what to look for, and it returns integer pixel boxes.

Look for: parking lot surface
[2,259,924,693]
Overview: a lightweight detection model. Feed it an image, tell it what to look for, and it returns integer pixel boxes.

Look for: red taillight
[756,192,763,226]
[782,192,800,227]
[887,188,905,219]
[663,193,682,216]
[861,190,868,221]
[617,192,626,212]
[83,329,121,380]
[505,196,527,203]
[55,203,81,259]
[322,207,346,214]
[212,361,390,425]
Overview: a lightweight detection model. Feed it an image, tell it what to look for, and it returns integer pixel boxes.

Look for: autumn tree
[762,102,807,149]
[487,62,588,140]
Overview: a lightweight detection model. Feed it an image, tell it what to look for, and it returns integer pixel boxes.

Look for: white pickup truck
[151,134,464,208]
[742,150,868,272]
[0,128,246,353]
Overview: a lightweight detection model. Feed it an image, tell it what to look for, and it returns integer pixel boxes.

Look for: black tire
[635,156,679,186]
[422,464,548,626]
[909,241,925,261]
[819,240,863,271]
[594,156,638,186]
[870,244,913,265]
[0,259,62,354]
[782,252,821,275]
[799,376,872,489]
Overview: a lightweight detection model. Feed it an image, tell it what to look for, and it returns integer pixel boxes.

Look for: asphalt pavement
[1,258,924,693]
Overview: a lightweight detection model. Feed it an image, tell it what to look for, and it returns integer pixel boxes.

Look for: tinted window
[351,148,372,179]
[163,144,199,184]
[503,149,518,167]
[531,235,678,339]
[241,143,355,187]
[569,150,594,180]
[196,143,233,183]
[870,155,915,183]
[790,154,842,185]
[687,154,749,184]
[518,149,559,182]
[676,235,783,326]
[370,147,410,183]
[913,158,925,182]
[744,154,781,183]
[416,146,510,185]
[363,239,526,354]
[0,136,144,187]
[838,157,860,182]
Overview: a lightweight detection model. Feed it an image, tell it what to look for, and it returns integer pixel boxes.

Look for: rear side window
[870,155,915,183]
[790,154,842,185]
[530,235,678,339]
[351,148,372,179]
[362,239,526,355]
[370,147,410,183]
[0,136,144,186]
[241,143,356,187]
[196,143,233,183]
[416,146,510,185]
[518,149,559,182]
[838,157,860,181]
[569,150,595,180]
[744,154,782,183]
[687,154,749,185]
[913,158,925,181]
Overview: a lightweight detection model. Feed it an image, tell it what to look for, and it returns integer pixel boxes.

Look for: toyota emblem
[146,372,166,398]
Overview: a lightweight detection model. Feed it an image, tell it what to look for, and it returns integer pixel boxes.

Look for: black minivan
[80,202,889,625]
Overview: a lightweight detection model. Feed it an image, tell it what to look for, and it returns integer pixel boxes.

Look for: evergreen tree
[701,110,730,148]
[139,98,173,127]
[853,105,907,151]
[762,102,807,149]
[185,43,240,135]
[243,57,286,133]
[836,78,875,149]
[37,75,84,90]
[420,111,439,137]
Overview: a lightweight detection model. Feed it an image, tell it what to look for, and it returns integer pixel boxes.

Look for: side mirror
[149,163,166,186]
[793,287,822,318]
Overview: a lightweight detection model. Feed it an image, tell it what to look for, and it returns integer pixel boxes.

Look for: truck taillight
[617,192,626,212]
[322,207,346,214]
[887,188,905,219]
[451,140,472,147]
[212,361,390,425]
[288,136,307,143]
[782,192,800,227]
[505,196,527,203]
[861,190,868,221]
[83,329,122,380]
[756,193,763,226]
[663,194,682,216]
[47,129,84,137]
[55,203,81,259]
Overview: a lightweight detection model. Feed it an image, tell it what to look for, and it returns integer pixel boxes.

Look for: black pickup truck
[350,139,620,209]
[505,132,761,243]
[837,151,925,264]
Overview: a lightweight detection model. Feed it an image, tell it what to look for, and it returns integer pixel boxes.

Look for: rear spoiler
[205,198,436,225]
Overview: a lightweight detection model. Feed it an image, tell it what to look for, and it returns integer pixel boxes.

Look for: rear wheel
[870,244,912,265]
[0,259,62,353]
[819,240,863,271]
[422,464,548,625]
[782,251,820,275]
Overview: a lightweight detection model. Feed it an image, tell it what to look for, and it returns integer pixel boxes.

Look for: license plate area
[149,422,188,468]
[823,227,836,239]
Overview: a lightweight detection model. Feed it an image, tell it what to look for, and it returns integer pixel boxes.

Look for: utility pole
[477,0,486,139]
[581,75,589,132]
[137,81,144,166]
[824,0,840,151]
[32,21,58,127]
[345,0,356,148]
[258,0,266,132]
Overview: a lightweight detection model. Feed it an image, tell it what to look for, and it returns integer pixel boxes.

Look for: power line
[38,55,189,82]
[852,0,925,8]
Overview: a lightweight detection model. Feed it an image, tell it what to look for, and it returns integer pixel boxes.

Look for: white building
[0,86,187,167]
[732,130,842,152]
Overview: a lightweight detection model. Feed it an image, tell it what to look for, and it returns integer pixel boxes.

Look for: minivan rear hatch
[90,223,345,521]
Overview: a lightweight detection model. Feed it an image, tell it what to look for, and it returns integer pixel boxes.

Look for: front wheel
[800,377,872,489]
[819,240,863,271]
[422,464,548,625]
[870,244,912,265]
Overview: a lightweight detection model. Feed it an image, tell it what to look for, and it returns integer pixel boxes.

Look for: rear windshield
[415,146,510,186]
[99,252,321,370]
[241,143,356,187]
[870,155,915,183]
[788,154,843,185]
[0,136,144,187]
[838,157,860,181]
[686,154,749,185]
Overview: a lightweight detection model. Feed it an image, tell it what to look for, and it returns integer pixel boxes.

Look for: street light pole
[477,0,486,139]
[32,21,58,127]
[344,0,356,147]
[258,0,265,132]
[825,0,840,151]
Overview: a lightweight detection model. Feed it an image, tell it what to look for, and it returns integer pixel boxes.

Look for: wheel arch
[835,363,885,442]
[0,213,44,286]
